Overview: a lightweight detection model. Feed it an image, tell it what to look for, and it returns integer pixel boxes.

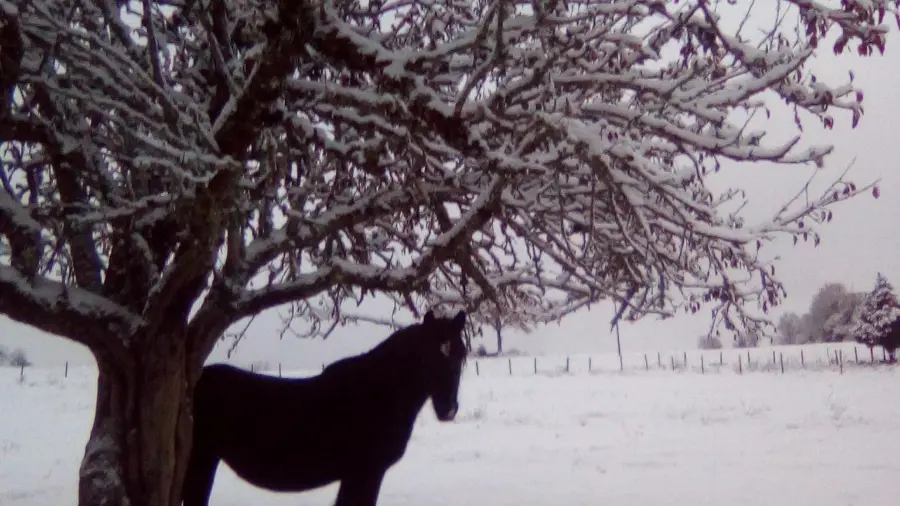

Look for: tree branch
[0,264,141,355]
[236,175,506,317]
[0,0,23,120]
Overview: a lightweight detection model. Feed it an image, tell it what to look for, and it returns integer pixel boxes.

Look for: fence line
[7,343,897,381]
[462,342,895,378]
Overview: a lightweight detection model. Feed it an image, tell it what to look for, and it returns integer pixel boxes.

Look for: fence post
[854,347,859,364]
[683,351,687,368]
[670,355,675,371]
[322,363,325,372]
[780,353,784,374]
[746,350,751,368]
[250,363,254,373]
[657,352,662,368]
[839,349,844,375]
[772,350,776,365]
[508,358,512,376]
[278,363,282,377]
[701,355,705,375]
[719,350,723,365]
[883,348,887,361]
[588,357,593,372]
[64,361,69,378]
[644,353,649,371]
[826,347,831,364]
[534,357,538,375]
[871,347,875,363]
[566,356,570,374]
[475,361,480,376]
[20,364,25,380]
[738,355,743,375]
[800,349,805,368]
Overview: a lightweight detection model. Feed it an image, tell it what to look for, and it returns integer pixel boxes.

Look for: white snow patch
[1,353,898,506]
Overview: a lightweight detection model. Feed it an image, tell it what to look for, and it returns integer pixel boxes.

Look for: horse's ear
[423,310,436,325]
[452,310,467,331]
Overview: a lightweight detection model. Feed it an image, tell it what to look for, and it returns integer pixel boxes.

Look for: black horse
[181,309,468,506]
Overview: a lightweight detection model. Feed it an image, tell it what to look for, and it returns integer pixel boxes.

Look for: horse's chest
[359,412,418,464]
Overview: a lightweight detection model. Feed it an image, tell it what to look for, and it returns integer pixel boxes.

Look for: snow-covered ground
[2,344,899,506]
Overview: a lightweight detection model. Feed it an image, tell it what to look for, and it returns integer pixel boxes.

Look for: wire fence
[6,341,896,382]
[465,342,896,378]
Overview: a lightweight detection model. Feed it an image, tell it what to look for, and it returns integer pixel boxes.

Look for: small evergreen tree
[853,273,900,361]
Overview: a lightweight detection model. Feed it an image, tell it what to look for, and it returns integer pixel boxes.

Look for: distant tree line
[775,273,900,361]
[0,346,31,367]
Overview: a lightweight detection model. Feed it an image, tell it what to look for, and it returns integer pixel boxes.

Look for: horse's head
[419,309,467,422]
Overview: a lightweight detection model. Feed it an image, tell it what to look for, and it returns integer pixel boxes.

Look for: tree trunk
[79,338,196,506]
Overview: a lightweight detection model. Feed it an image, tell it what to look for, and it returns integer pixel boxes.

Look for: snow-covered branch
[1,0,897,350]
[0,264,141,352]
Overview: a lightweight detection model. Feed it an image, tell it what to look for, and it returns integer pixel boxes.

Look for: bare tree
[698,335,723,350]
[8,348,30,367]
[806,283,851,342]
[733,330,761,349]
[776,312,804,345]
[0,1,895,505]
[822,291,865,342]
[474,293,538,355]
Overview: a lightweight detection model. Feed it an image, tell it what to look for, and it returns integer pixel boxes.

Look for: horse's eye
[439,341,451,358]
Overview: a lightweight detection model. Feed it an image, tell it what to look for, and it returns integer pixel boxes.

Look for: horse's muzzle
[437,402,458,422]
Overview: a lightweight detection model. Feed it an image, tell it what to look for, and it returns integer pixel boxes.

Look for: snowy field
[2,343,899,506]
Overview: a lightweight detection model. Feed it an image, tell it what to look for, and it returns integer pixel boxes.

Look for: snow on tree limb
[1,0,898,349]
[0,264,141,351]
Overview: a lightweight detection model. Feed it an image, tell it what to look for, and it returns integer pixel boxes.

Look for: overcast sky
[3,8,899,370]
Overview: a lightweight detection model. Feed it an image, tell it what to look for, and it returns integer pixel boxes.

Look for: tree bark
[79,336,196,506]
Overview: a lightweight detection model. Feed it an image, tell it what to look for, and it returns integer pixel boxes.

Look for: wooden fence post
[475,361,480,376]
[738,355,743,375]
[700,355,705,375]
[719,350,723,365]
[250,363,254,373]
[683,351,688,368]
[854,347,859,365]
[839,350,844,374]
[800,349,805,368]
[746,350,751,368]
[588,357,593,372]
[565,356,570,374]
[670,355,675,371]
[772,350,776,365]
[534,357,538,375]
[278,363,282,377]
[657,352,662,368]
[644,354,649,371]
[779,353,784,374]
[19,364,25,380]
[508,358,512,376]
[64,361,68,378]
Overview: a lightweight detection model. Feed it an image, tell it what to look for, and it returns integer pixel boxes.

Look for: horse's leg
[333,470,386,506]
[180,443,220,506]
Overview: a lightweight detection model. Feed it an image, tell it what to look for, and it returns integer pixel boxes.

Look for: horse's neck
[350,342,429,403]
